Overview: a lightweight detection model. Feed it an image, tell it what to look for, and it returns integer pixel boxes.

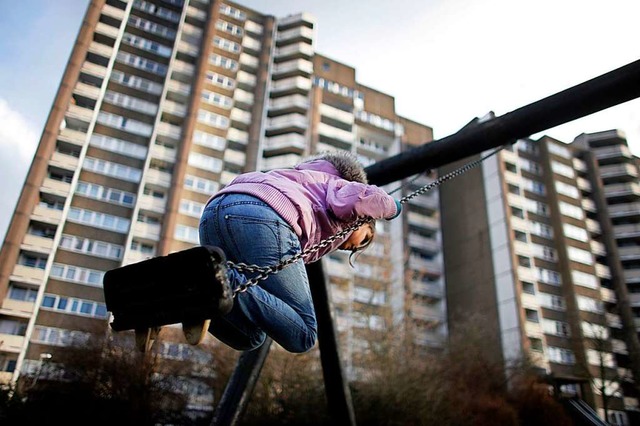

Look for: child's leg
[200,194,317,353]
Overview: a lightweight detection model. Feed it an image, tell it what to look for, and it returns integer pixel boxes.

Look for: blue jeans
[199,194,317,353]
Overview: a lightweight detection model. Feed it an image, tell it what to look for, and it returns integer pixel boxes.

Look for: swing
[102,146,504,350]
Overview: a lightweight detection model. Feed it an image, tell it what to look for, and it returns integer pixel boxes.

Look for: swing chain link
[227,145,507,297]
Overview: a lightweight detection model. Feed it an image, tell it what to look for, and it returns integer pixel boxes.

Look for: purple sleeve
[325,180,398,221]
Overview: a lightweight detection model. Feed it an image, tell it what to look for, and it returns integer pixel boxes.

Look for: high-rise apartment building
[0,0,440,408]
[441,130,640,425]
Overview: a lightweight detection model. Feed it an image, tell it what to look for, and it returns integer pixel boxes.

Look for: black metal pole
[307,260,358,426]
[365,58,640,185]
[210,338,273,426]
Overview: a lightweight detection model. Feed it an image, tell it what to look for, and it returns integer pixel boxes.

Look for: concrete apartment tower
[441,132,640,425]
[0,0,440,409]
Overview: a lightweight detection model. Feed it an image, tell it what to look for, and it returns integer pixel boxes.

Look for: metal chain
[228,145,507,296]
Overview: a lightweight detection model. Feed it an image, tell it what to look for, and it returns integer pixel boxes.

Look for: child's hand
[387,200,402,220]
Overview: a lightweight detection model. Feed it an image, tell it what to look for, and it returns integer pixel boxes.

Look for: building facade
[441,130,640,425]
[0,0,441,410]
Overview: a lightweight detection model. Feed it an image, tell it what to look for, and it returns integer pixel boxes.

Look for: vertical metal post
[307,260,358,426]
[210,338,273,426]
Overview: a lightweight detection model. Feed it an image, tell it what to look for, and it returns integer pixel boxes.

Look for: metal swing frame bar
[211,58,640,426]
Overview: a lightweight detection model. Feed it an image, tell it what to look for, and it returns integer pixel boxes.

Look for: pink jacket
[210,160,398,263]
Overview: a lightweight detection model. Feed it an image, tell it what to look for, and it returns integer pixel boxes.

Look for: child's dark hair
[306,151,368,184]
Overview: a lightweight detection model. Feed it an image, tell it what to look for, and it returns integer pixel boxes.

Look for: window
[538,293,566,311]
[59,234,123,260]
[515,230,528,242]
[103,91,159,115]
[8,285,38,302]
[193,130,226,151]
[97,111,153,136]
[547,346,575,365]
[517,140,539,155]
[525,308,539,323]
[90,133,148,159]
[519,158,542,175]
[122,33,173,57]
[188,152,223,173]
[110,70,163,95]
[536,268,562,286]
[132,0,181,22]
[184,174,219,194]
[529,337,544,352]
[219,3,247,20]
[522,178,546,195]
[33,326,91,347]
[201,90,233,109]
[216,19,243,37]
[213,36,241,53]
[128,15,177,40]
[197,110,230,129]
[510,206,525,219]
[208,54,238,71]
[548,142,572,159]
[179,200,205,218]
[542,319,571,337]
[524,199,549,216]
[40,293,108,318]
[504,162,517,173]
[116,51,167,76]
[76,181,136,207]
[522,281,536,294]
[530,222,554,239]
[507,184,520,195]
[204,71,235,89]
[582,322,608,339]
[67,207,130,233]
[174,225,199,244]
[49,263,105,287]
[353,286,386,305]
[517,255,532,268]
[577,296,604,314]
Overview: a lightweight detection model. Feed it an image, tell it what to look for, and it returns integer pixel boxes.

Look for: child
[185,152,401,353]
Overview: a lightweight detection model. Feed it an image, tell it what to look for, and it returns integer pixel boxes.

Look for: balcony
[619,246,640,260]
[611,338,628,354]
[604,182,640,199]
[524,321,543,338]
[412,280,443,299]
[595,263,611,279]
[518,266,536,283]
[573,158,587,172]
[145,168,172,188]
[223,149,246,167]
[577,177,591,192]
[411,304,443,323]
[521,293,539,309]
[58,128,87,146]
[581,198,596,212]
[614,223,640,239]
[88,41,113,58]
[167,79,191,96]
[227,128,249,145]
[233,89,254,107]
[230,108,252,127]
[276,26,314,45]
[266,113,307,134]
[263,134,307,154]
[407,194,439,212]
[624,397,639,411]
[156,122,182,140]
[585,218,601,234]
[1,298,35,318]
[241,36,261,54]
[600,163,638,179]
[320,103,354,125]
[138,194,167,214]
[73,81,101,99]
[245,20,263,36]
[177,40,199,57]
[133,222,161,241]
[600,287,616,303]
[629,292,640,307]
[606,312,622,328]
[236,71,257,88]
[11,265,45,285]
[624,268,640,284]
[162,100,187,117]
[239,53,259,70]
[272,59,313,78]
[101,3,125,20]
[220,171,239,185]
[414,331,446,348]
[80,61,107,79]
[608,202,640,218]
[49,151,79,171]
[66,104,94,123]
[590,240,606,256]
[318,122,353,146]
[277,13,315,30]
[268,94,309,114]
[41,177,71,197]
[408,255,442,276]
[31,205,63,225]
[261,154,302,171]
[186,5,206,21]
[0,334,25,354]
[270,76,312,96]
[95,21,119,39]
[327,260,352,279]
[408,233,440,253]
[173,60,195,77]
[408,212,440,231]
[274,42,314,62]
[150,144,177,163]
[21,234,54,255]
[593,144,632,161]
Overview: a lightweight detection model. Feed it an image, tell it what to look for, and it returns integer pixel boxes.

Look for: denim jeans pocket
[224,214,285,266]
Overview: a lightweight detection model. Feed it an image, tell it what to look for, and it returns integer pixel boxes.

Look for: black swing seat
[103,246,234,332]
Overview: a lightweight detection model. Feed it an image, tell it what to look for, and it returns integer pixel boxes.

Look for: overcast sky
[1,0,639,242]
